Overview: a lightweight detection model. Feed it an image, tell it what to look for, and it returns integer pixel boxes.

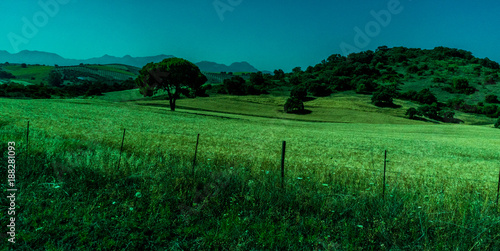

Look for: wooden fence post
[382,150,387,199]
[117,128,126,169]
[192,134,200,175]
[281,141,286,189]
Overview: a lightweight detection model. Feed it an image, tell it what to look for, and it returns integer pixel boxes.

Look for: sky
[1,0,500,72]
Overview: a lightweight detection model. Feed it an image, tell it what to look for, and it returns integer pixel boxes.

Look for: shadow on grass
[302,97,317,102]
[375,103,402,108]
[286,109,312,115]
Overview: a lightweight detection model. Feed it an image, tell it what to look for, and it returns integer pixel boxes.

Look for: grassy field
[2,65,54,85]
[1,96,500,249]
[86,65,138,77]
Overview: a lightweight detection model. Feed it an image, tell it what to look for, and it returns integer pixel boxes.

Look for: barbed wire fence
[20,122,500,206]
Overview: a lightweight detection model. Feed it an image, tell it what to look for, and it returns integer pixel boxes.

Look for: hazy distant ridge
[0,50,260,73]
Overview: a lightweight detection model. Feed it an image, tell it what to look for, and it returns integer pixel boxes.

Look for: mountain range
[0,50,261,73]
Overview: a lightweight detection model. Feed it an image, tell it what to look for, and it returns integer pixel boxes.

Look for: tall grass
[1,98,500,249]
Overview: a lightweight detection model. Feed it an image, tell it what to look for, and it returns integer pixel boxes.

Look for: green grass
[98,88,144,102]
[2,65,54,84]
[1,97,500,250]
[86,65,137,77]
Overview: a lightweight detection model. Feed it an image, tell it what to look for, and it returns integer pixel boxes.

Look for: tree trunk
[166,88,176,111]
[169,98,176,111]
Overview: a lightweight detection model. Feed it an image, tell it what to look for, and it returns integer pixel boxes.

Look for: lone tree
[135,58,207,111]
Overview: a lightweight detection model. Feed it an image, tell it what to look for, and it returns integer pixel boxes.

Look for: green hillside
[1,64,54,85]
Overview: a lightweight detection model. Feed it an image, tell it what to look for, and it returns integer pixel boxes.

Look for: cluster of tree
[405,103,458,123]
[0,82,51,99]
[0,78,138,99]
[440,77,477,95]
[399,88,438,105]
[214,72,271,95]
[446,98,500,118]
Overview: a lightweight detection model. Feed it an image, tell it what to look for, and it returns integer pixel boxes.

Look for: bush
[308,82,332,97]
[223,76,246,95]
[284,97,304,113]
[371,87,395,107]
[407,65,419,73]
[481,105,499,118]
[451,77,476,94]
[353,78,378,94]
[400,90,417,100]
[432,76,446,83]
[439,110,455,119]
[418,104,440,120]
[415,88,437,105]
[495,118,500,128]
[405,108,419,119]
[290,85,307,100]
[485,94,499,104]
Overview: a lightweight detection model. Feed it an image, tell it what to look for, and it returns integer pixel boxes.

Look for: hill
[278,46,500,124]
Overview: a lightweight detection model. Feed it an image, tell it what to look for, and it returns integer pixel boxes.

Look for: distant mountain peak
[0,50,260,72]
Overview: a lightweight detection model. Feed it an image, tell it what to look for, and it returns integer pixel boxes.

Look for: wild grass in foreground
[1,127,500,250]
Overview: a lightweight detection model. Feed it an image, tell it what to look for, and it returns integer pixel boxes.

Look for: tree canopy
[135,58,207,111]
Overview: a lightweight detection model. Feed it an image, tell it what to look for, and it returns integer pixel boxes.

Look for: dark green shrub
[405,108,419,119]
[432,76,446,83]
[371,87,395,107]
[400,90,417,100]
[407,65,419,73]
[495,118,500,128]
[223,76,246,95]
[284,97,304,113]
[482,105,499,118]
[290,85,307,100]
[308,82,332,97]
[485,94,499,104]
[439,110,455,119]
[415,88,437,105]
[418,104,440,119]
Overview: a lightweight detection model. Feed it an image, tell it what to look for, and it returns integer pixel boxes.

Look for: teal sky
[1,0,500,72]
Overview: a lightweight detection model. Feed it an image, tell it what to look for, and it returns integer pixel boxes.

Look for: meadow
[1,96,500,250]
[2,65,54,85]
